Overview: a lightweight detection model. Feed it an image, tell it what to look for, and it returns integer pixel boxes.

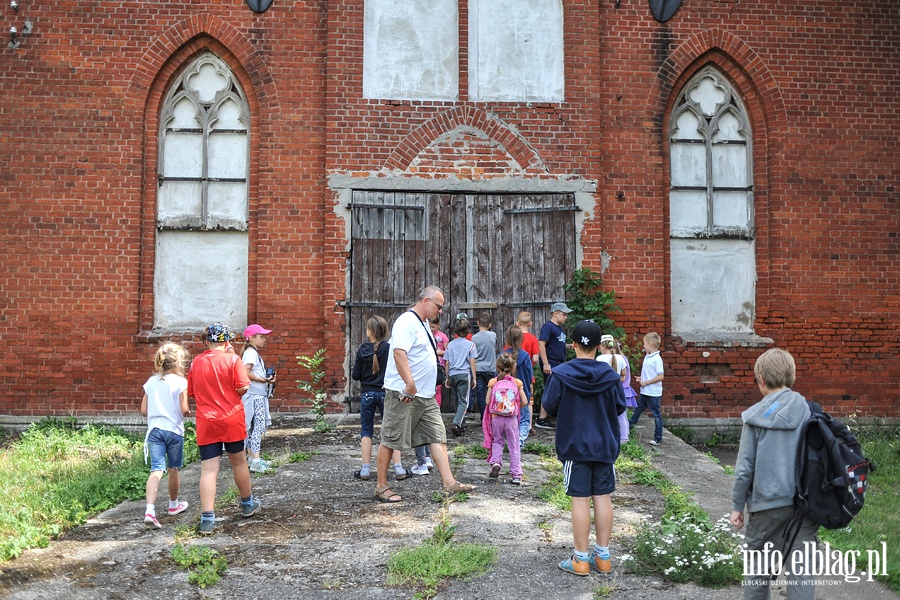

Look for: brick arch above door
[383,106,547,174]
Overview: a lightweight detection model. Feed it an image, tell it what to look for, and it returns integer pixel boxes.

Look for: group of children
[140,322,276,534]
[144,305,667,577]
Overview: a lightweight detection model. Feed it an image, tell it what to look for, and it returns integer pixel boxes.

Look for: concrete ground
[0,414,895,600]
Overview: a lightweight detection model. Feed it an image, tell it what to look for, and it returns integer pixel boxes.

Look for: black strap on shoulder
[409,309,440,360]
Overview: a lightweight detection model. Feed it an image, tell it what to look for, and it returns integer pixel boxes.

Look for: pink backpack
[489,375,519,417]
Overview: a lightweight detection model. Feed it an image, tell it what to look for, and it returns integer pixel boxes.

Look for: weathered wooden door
[346,191,577,404]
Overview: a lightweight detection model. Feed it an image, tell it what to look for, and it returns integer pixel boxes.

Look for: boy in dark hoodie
[541,320,626,576]
[730,348,817,598]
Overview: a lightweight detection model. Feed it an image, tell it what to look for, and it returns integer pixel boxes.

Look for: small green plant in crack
[289,451,317,463]
[296,348,330,432]
[594,581,616,597]
[522,440,555,457]
[171,544,228,588]
[387,513,496,599]
[322,577,343,590]
[173,523,197,543]
[215,487,238,510]
[535,472,571,511]
[453,443,489,460]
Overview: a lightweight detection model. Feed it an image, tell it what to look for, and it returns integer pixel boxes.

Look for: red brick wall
[0,0,896,420]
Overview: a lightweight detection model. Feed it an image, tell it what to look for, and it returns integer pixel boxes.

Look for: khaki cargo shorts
[381,389,447,451]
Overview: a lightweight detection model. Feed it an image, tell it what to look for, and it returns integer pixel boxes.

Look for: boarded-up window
[362,0,459,101]
[469,0,564,102]
[155,53,249,329]
[669,67,755,334]
[362,0,564,102]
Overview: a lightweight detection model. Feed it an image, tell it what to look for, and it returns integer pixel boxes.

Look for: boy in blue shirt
[535,301,572,429]
[542,320,626,576]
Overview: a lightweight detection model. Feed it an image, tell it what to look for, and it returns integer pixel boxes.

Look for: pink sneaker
[167,500,189,516]
[144,513,161,529]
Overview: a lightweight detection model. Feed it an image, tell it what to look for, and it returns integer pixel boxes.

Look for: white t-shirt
[641,351,664,397]
[242,346,268,397]
[597,353,628,377]
[143,373,187,436]
[383,310,437,397]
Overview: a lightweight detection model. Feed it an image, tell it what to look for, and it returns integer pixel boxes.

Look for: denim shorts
[359,390,386,439]
[562,460,616,497]
[147,427,185,472]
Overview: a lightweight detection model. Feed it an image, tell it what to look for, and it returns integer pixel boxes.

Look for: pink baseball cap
[243,324,272,338]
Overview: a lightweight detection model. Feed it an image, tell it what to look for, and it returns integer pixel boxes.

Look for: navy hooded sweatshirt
[541,358,626,463]
[351,341,390,392]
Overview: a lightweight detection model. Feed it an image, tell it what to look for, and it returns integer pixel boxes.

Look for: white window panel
[713,110,745,141]
[712,144,748,187]
[712,191,750,229]
[671,238,756,334]
[163,132,203,178]
[672,110,704,140]
[213,98,245,130]
[157,181,203,226]
[671,142,707,187]
[170,97,201,128]
[208,133,247,179]
[187,62,229,103]
[207,182,249,230]
[670,189,708,235]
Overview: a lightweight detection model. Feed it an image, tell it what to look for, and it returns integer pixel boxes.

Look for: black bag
[793,401,871,529]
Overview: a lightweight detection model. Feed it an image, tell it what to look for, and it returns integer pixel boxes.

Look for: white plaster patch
[155,231,248,330]
[469,0,564,102]
[670,238,755,334]
[363,0,459,101]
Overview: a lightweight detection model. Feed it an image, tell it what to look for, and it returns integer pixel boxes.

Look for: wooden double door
[345,190,577,401]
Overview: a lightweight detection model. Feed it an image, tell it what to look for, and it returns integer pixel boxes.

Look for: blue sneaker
[198,518,215,535]
[241,497,261,517]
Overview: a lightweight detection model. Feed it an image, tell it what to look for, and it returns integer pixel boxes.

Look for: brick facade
[1,1,896,422]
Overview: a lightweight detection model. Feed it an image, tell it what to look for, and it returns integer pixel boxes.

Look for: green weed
[521,441,555,457]
[171,544,228,588]
[288,451,317,463]
[453,444,488,460]
[387,517,496,599]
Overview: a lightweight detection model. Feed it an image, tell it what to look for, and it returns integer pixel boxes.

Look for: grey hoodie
[731,389,811,513]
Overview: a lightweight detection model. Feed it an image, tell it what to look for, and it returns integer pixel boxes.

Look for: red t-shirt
[522,332,540,365]
[187,348,250,446]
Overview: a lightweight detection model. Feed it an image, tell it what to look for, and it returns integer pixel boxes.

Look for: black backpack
[793,401,872,530]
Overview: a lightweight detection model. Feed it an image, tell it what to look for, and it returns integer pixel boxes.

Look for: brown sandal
[443,481,476,495]
[374,486,402,503]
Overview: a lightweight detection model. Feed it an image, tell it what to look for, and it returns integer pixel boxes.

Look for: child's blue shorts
[147,427,185,472]
[562,460,616,497]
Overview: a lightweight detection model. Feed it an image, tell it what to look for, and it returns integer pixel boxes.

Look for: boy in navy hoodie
[542,320,626,577]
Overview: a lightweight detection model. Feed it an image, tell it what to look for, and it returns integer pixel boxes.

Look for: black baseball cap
[571,320,601,348]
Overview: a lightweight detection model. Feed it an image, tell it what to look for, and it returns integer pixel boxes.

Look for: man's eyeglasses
[425,297,444,311]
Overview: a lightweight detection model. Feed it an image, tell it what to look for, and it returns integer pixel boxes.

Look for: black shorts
[198,440,245,461]
[562,460,616,497]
